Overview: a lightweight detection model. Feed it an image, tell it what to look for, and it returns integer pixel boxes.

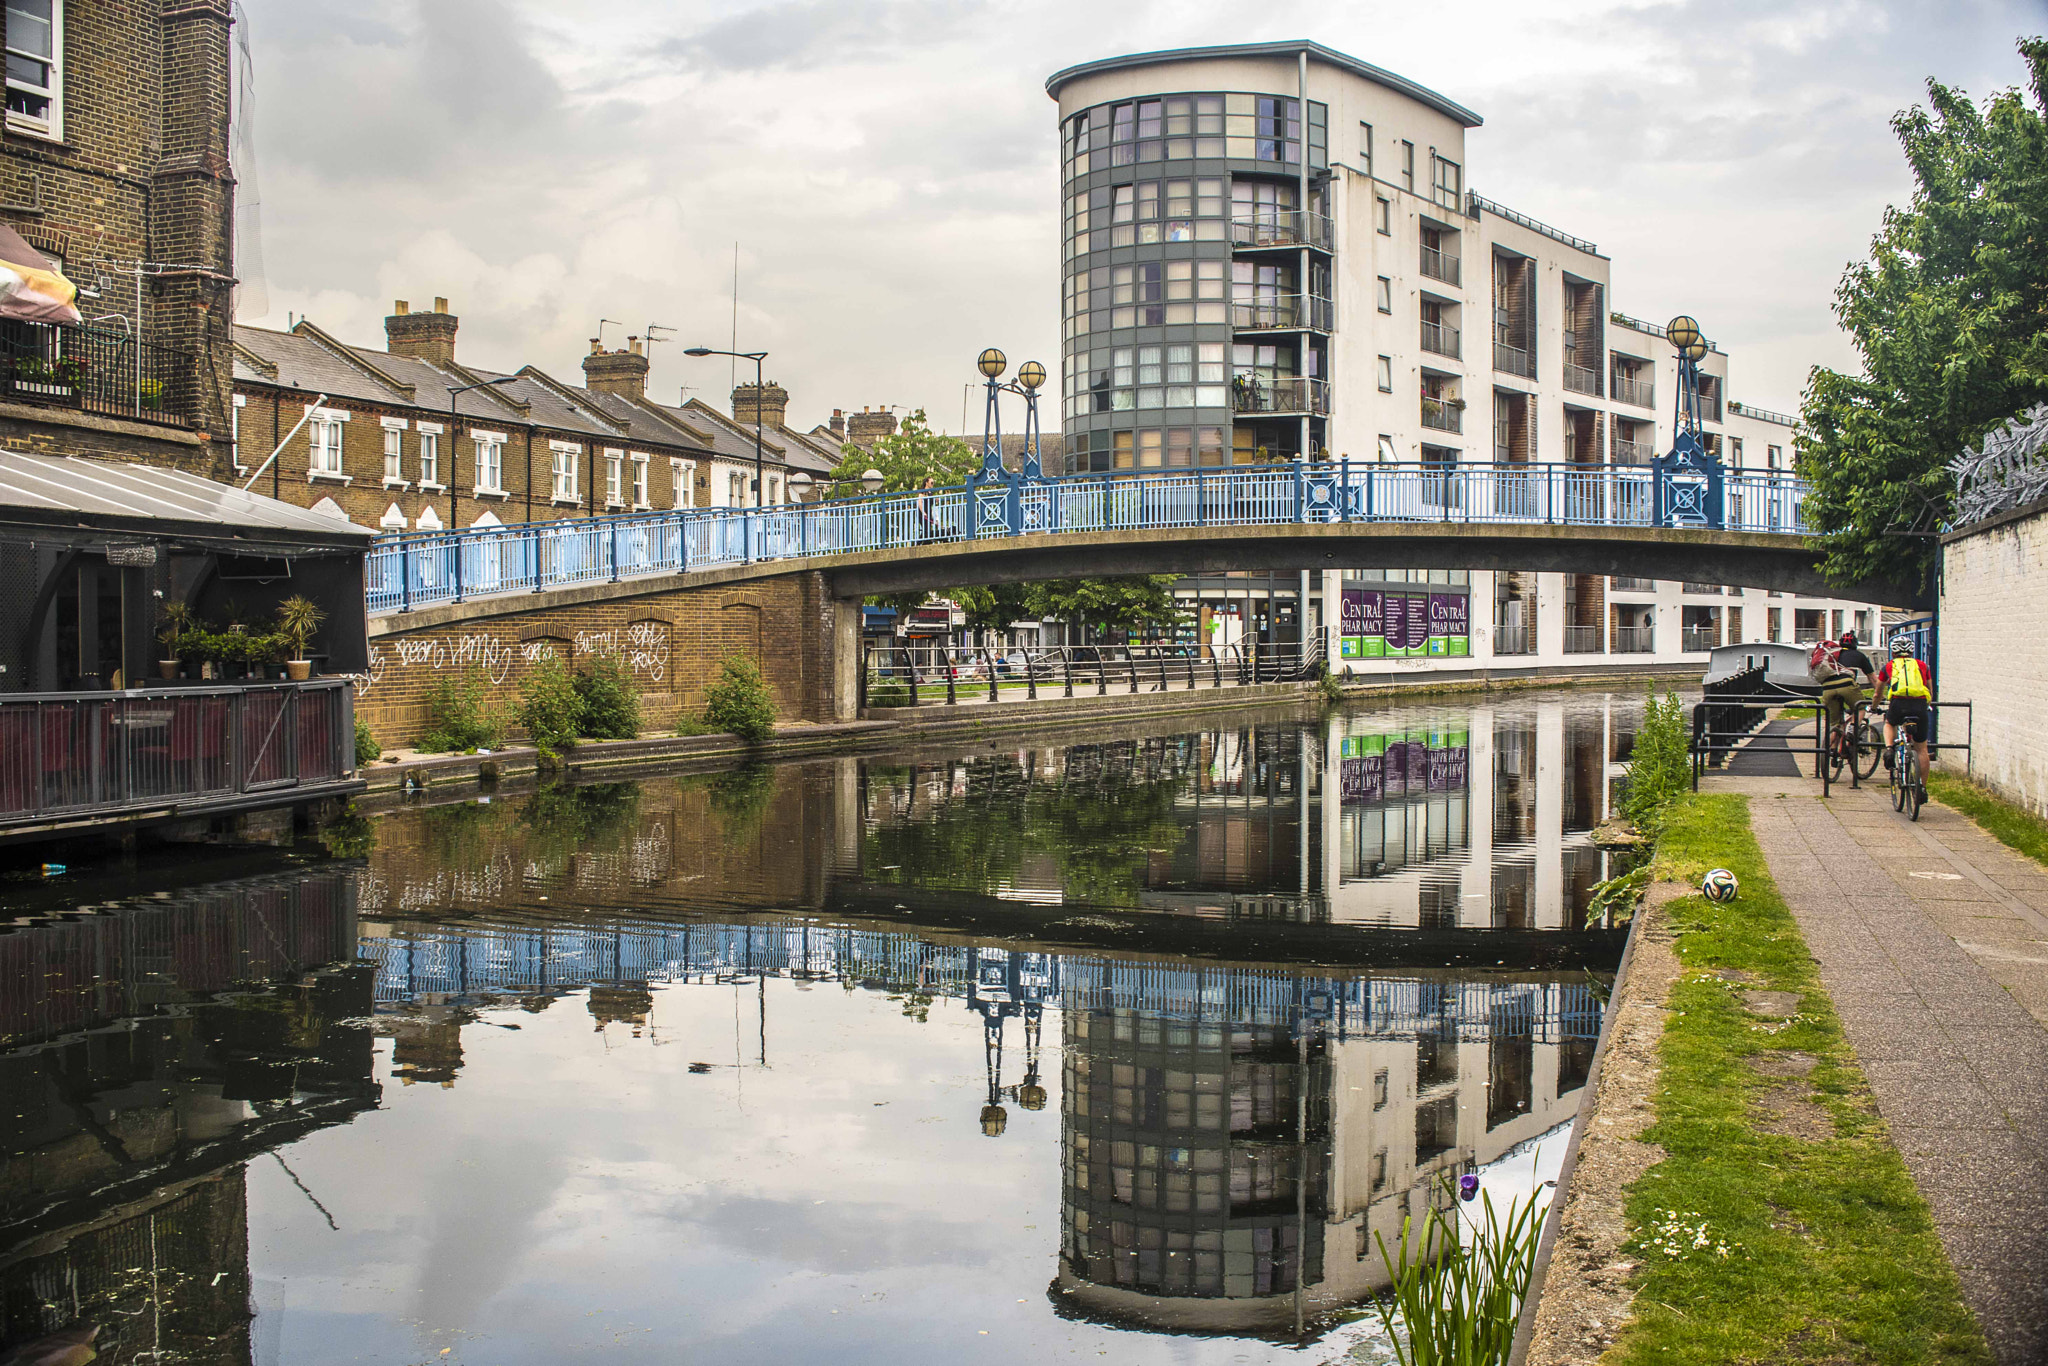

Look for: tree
[827,409,982,619]
[1800,37,2048,593]
[1025,576,1187,638]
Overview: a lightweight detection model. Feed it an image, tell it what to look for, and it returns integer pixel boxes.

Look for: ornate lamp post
[972,348,1049,484]
[1665,314,1709,439]
[1653,314,1721,528]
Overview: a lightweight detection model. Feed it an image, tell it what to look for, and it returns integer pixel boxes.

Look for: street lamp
[1665,314,1710,438]
[972,349,1051,482]
[786,468,888,501]
[448,374,521,528]
[684,345,770,507]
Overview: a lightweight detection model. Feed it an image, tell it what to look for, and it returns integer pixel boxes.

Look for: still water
[0,689,1645,1364]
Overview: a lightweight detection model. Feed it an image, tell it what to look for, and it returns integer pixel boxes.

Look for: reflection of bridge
[361,914,1603,1042]
[362,460,1913,616]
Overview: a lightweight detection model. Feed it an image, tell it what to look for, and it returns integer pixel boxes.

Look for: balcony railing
[1793,627,1825,645]
[1494,342,1534,378]
[1564,362,1601,397]
[1420,320,1461,359]
[1420,246,1461,286]
[1230,375,1329,416]
[1681,627,1719,652]
[0,681,355,829]
[1494,624,1536,656]
[1612,438,1651,465]
[1612,374,1654,408]
[1682,583,1722,595]
[1563,625,1603,654]
[0,321,197,428]
[1611,627,1655,654]
[1420,401,1462,434]
[1230,295,1335,332]
[1228,211,1333,251]
[1610,576,1655,591]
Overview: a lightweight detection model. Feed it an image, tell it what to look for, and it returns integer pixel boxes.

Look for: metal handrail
[1612,375,1654,408]
[1420,402,1462,433]
[1228,211,1333,250]
[1229,295,1335,331]
[1419,246,1461,286]
[362,461,1818,615]
[1420,320,1461,359]
[1231,376,1329,415]
[0,320,197,427]
[1564,363,1601,397]
[1494,342,1534,378]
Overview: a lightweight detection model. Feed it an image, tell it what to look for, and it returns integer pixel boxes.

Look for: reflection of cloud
[414,1134,568,1330]
[667,1191,998,1272]
[236,0,2042,426]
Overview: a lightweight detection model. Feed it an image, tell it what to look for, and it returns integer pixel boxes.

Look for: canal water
[0,688,1647,1365]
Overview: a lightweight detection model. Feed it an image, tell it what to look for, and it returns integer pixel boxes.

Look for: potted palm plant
[276,596,324,681]
[156,602,191,680]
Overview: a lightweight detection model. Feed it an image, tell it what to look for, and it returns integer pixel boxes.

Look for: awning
[0,450,373,551]
[0,223,79,324]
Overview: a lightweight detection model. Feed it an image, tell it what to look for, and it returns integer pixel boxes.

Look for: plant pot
[199,661,216,680]
[158,659,179,680]
[286,660,311,681]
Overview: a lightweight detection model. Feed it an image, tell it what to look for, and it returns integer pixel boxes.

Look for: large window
[1068,341,1225,417]
[308,413,344,475]
[1066,425,1227,471]
[381,424,404,482]
[551,443,579,501]
[632,454,650,507]
[417,425,442,486]
[1065,177,1225,259]
[1065,259,1225,337]
[672,458,694,508]
[5,0,59,137]
[604,449,624,506]
[1063,92,1325,181]
[1432,153,1462,210]
[473,434,504,493]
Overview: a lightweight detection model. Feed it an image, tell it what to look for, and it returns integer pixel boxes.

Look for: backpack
[1807,641,1845,683]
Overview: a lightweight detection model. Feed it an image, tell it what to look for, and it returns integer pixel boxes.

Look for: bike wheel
[1892,748,1907,812]
[1853,719,1883,780]
[1826,724,1846,783]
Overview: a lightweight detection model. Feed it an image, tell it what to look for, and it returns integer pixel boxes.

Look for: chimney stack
[829,408,846,439]
[846,406,899,447]
[386,296,459,365]
[732,381,789,430]
[582,336,651,402]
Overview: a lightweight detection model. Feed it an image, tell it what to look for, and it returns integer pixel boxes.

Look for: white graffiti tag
[358,632,516,695]
[575,622,670,682]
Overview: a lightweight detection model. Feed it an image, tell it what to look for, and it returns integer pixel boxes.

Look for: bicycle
[1889,716,1926,821]
[1825,699,1883,786]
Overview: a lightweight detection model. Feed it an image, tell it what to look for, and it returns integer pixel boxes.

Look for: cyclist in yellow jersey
[1877,638,1934,783]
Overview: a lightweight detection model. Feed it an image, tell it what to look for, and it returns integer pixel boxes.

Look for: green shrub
[1621,687,1692,830]
[420,667,508,753]
[675,713,719,737]
[354,716,381,766]
[866,677,912,709]
[702,655,778,744]
[516,652,583,760]
[574,654,641,740]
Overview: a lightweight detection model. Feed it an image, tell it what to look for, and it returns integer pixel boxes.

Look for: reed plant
[1371,1177,1547,1366]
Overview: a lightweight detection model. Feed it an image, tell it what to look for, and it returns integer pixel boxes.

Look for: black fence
[1690,691,1973,798]
[863,633,1330,708]
[0,320,196,427]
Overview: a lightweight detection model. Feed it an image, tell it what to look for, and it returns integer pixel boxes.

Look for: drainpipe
[1299,47,1314,659]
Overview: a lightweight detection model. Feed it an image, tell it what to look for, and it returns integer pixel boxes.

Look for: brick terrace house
[0,0,236,472]
[231,302,845,533]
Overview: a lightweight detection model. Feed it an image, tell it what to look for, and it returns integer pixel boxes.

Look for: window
[604,449,624,506]
[5,0,60,137]
[382,426,403,482]
[1432,153,1461,209]
[1358,121,1372,177]
[1730,436,1744,468]
[1377,276,1393,313]
[231,394,246,472]
[551,443,579,501]
[1375,196,1391,235]
[473,433,504,493]
[1377,355,1393,392]
[1401,139,1415,191]
[1766,443,1782,471]
[632,454,649,507]
[1377,434,1397,463]
[308,411,345,476]
[765,474,782,504]
[728,470,746,506]
[417,424,442,486]
[1373,1069,1389,1109]
[672,458,694,509]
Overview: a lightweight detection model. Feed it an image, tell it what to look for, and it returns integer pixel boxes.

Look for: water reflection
[0,690,1637,1363]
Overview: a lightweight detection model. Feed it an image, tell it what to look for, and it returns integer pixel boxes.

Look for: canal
[0,687,1648,1365]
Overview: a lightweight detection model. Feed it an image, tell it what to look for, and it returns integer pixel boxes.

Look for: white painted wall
[1942,506,2048,814]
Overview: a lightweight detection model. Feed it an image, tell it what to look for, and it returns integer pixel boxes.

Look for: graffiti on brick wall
[357,621,671,695]
[574,620,672,683]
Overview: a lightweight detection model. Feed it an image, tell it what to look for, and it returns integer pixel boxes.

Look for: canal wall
[1940,494,2048,817]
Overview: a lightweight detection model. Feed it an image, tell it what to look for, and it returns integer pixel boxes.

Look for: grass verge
[1607,792,1990,1365]
[1928,769,2048,869]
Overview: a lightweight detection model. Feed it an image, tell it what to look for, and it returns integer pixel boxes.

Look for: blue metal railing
[365,460,1812,615]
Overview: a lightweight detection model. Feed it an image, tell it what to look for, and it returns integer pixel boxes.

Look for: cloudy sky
[235,0,2045,432]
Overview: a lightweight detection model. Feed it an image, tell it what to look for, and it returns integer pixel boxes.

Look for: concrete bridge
[350,462,1903,743]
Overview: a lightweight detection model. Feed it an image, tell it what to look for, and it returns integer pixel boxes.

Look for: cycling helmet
[1890,636,1917,657]
[1839,631,1857,646]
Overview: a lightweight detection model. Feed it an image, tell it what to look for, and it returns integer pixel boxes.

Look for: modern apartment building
[1045,41,1882,672]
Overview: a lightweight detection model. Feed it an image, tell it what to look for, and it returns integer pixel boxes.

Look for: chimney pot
[394,299,410,315]
[590,338,602,354]
[629,336,643,357]
[433,296,449,315]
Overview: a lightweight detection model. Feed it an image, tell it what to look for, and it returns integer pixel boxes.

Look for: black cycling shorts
[1886,696,1931,738]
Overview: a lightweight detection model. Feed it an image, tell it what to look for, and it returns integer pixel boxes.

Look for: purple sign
[1382,594,1406,649]
[1429,593,1470,639]
[1340,755,1383,804]
[1342,588,1383,639]
[1399,595,1430,650]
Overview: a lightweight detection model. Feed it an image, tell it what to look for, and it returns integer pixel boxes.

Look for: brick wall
[1941,503,2048,814]
[356,571,841,748]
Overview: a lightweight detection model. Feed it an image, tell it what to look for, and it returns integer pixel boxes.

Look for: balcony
[1494,624,1535,656]
[1230,295,1334,332]
[0,681,358,833]
[1610,576,1655,592]
[1563,625,1603,654]
[1612,627,1655,654]
[1564,362,1601,397]
[1612,437,1651,465]
[1494,342,1534,379]
[1681,628,1719,652]
[1682,583,1722,596]
[1420,320,1461,360]
[1420,399,1462,434]
[1230,375,1330,416]
[1420,246,1461,286]
[0,321,197,428]
[1613,374,1654,408]
[1229,211,1333,251]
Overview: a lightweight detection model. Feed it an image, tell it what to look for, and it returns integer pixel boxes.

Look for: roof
[1044,41,1483,129]
[0,451,374,547]
[671,397,839,474]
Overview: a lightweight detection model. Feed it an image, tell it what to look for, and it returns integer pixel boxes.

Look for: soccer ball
[1701,868,1739,903]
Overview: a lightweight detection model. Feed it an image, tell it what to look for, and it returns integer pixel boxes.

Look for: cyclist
[1877,637,1934,785]
[1836,630,1877,685]
[1809,634,1864,740]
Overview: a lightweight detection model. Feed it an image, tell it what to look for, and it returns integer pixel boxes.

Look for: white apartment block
[1046,41,1880,673]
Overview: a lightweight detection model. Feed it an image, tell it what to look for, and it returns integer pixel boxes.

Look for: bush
[354,716,381,766]
[517,652,583,760]
[866,677,912,708]
[574,654,641,740]
[419,666,508,753]
[1621,687,1691,830]
[702,655,778,744]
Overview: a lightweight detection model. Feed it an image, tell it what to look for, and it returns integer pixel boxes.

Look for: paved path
[1714,772,2048,1364]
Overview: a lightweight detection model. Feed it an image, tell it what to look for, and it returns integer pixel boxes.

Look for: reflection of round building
[1054,1008,1334,1333]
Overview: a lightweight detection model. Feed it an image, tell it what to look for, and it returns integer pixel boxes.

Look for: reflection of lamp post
[1665,314,1708,440]
[684,345,769,506]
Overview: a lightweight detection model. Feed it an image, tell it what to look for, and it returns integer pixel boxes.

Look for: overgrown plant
[574,654,641,740]
[1372,1177,1547,1366]
[419,666,509,754]
[354,716,382,767]
[516,652,583,763]
[702,655,777,744]
[275,595,324,662]
[1620,688,1691,832]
